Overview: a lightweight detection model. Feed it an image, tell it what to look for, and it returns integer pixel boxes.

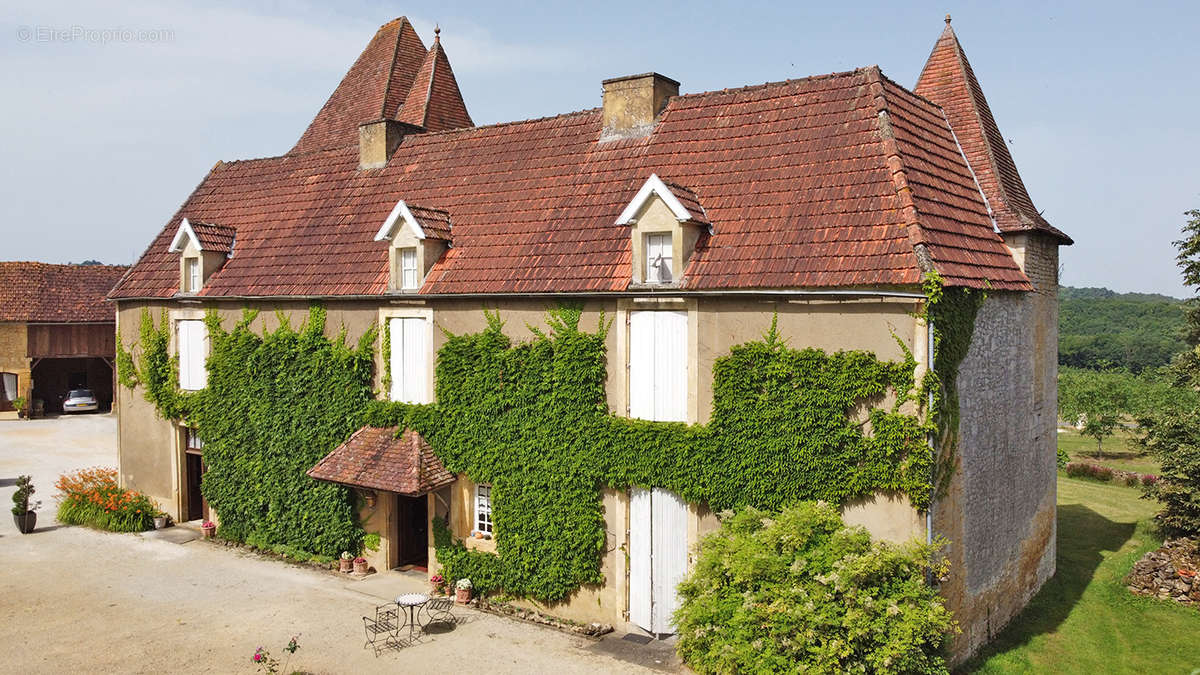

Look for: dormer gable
[168,218,234,294]
[374,200,451,291]
[616,174,709,285]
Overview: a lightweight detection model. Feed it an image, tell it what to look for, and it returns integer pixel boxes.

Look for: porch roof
[307,426,455,497]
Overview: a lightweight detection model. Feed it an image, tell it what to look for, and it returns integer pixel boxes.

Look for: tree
[1057,367,1132,453]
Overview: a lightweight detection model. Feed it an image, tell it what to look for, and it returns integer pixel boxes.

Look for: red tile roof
[112,23,1039,300]
[396,31,473,133]
[407,205,452,241]
[307,426,455,496]
[291,17,429,154]
[0,262,127,322]
[190,222,236,253]
[659,179,710,226]
[915,19,1072,245]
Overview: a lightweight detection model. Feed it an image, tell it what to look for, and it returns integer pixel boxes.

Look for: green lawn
[1058,428,1162,475]
[964,477,1200,673]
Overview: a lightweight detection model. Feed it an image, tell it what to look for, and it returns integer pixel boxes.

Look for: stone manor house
[109,17,1069,660]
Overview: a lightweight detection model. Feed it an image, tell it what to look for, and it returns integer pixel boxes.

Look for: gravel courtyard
[0,415,675,674]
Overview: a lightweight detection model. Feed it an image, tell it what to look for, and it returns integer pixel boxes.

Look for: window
[177,319,207,390]
[475,484,493,535]
[388,317,428,403]
[645,233,673,283]
[185,258,201,292]
[400,248,418,290]
[186,427,204,452]
[629,310,687,422]
[0,372,16,411]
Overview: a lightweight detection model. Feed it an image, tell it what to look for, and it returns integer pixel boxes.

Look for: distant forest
[1058,286,1187,372]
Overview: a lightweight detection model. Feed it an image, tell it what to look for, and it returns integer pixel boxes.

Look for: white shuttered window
[389,317,428,403]
[644,233,673,283]
[400,248,418,289]
[629,310,687,422]
[177,320,207,391]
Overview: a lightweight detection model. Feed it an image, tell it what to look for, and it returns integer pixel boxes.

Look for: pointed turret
[915,16,1072,244]
[291,17,428,154]
[396,26,473,132]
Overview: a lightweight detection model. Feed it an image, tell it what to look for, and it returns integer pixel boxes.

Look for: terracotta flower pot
[353,558,369,574]
[339,558,354,573]
[201,524,216,539]
[455,587,471,604]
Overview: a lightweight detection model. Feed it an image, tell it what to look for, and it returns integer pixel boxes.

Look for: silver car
[62,389,99,413]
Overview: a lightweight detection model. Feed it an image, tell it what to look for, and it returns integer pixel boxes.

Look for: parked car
[62,389,98,413]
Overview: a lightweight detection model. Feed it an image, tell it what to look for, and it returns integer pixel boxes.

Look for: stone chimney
[358,119,423,170]
[601,73,679,141]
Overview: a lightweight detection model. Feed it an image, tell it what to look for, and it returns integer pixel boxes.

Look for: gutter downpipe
[927,314,936,549]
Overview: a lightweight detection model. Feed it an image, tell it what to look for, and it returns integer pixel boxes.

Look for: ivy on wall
[122,306,376,557]
[120,281,981,603]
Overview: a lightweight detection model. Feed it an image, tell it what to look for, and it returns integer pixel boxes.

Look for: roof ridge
[672,67,873,102]
[378,16,409,119]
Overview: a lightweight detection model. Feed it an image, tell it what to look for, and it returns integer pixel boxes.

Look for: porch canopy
[307,426,455,497]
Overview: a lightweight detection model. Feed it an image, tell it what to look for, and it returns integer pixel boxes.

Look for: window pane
[476,484,493,533]
[400,249,418,289]
[646,233,672,283]
[178,320,207,390]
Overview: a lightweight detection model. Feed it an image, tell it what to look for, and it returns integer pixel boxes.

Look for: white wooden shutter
[629,487,653,631]
[629,311,654,420]
[651,487,689,633]
[654,311,687,422]
[178,320,206,391]
[390,317,428,404]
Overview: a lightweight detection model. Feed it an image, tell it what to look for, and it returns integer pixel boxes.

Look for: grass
[963,477,1200,673]
[1058,428,1161,475]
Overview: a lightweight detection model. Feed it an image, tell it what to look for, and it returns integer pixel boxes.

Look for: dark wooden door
[395,495,428,568]
[186,453,205,521]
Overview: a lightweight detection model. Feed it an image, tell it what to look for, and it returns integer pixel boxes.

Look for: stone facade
[0,321,31,416]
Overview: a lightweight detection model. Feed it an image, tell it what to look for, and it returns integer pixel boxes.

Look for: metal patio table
[395,592,430,638]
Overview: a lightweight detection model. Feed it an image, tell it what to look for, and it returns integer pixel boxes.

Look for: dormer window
[168,218,235,294]
[645,233,673,284]
[616,174,710,286]
[374,199,452,292]
[400,248,419,289]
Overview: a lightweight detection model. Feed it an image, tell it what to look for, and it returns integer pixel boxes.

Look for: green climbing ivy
[121,306,376,557]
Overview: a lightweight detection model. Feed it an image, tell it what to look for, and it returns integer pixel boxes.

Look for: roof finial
[945,14,951,25]
[434,24,440,41]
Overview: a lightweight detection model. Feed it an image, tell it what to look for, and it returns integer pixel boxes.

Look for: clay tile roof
[189,222,236,253]
[659,179,710,226]
[406,205,452,241]
[914,19,1072,245]
[112,23,1042,299]
[290,17,427,154]
[0,262,127,322]
[396,31,473,132]
[307,426,455,496]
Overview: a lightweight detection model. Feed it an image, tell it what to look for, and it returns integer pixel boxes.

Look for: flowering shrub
[253,635,300,674]
[1063,461,1156,487]
[675,501,956,674]
[56,467,156,532]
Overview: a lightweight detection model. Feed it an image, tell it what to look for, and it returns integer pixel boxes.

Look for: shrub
[675,501,956,675]
[11,474,38,515]
[1065,462,1090,479]
[1138,406,1200,537]
[1056,446,1070,469]
[55,467,156,532]
[1141,474,1159,487]
[1124,473,1141,487]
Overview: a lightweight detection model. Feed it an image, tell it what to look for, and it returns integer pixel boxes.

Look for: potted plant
[200,520,216,538]
[153,511,169,529]
[339,551,354,573]
[455,578,473,604]
[12,396,27,420]
[11,474,39,533]
[430,573,447,596]
[352,556,369,574]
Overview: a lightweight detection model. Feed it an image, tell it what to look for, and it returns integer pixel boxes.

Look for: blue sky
[2,0,1198,296]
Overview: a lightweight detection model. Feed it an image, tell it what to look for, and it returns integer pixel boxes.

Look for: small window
[186,258,201,292]
[645,233,673,283]
[186,427,204,452]
[400,248,418,290]
[475,484,493,535]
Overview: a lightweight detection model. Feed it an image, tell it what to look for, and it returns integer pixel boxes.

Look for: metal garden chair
[362,602,401,656]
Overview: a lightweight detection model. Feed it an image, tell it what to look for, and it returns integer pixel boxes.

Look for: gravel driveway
[0,415,676,674]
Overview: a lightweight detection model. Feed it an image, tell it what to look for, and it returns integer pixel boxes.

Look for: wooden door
[185,453,205,522]
[395,495,429,568]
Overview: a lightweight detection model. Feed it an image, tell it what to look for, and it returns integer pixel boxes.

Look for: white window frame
[399,248,419,290]
[177,319,207,391]
[475,484,493,535]
[185,427,204,452]
[645,233,673,284]
[186,257,201,292]
[388,316,429,404]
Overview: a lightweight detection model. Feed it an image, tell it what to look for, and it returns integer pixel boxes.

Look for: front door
[395,495,429,568]
[630,487,689,634]
[185,453,206,521]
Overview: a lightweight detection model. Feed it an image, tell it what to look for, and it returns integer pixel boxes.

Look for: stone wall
[0,321,31,414]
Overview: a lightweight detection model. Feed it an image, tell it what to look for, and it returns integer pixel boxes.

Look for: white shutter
[400,249,418,289]
[629,487,653,631]
[651,488,689,633]
[390,317,428,404]
[657,311,687,422]
[178,320,207,391]
[629,311,654,420]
